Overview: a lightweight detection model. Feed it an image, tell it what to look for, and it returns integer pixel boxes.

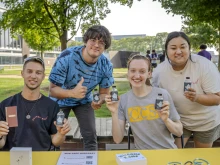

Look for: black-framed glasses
[24,56,45,69]
[89,38,106,47]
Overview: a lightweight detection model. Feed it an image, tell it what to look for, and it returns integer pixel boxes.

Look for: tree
[0,0,141,51]
[155,0,220,70]
[181,23,219,52]
[23,28,60,58]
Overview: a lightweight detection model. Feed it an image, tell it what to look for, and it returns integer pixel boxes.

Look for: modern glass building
[0,3,61,66]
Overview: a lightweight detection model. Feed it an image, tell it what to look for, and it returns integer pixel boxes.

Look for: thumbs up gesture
[70,77,87,99]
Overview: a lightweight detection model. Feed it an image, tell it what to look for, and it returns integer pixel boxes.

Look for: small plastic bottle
[155,93,163,110]
[111,86,118,102]
[184,77,191,91]
[93,89,100,102]
[56,109,65,127]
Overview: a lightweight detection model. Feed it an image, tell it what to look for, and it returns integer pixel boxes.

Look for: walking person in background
[150,50,158,68]
[197,44,212,61]
[105,54,182,149]
[152,31,220,148]
[146,50,151,63]
[0,57,70,151]
[48,25,114,151]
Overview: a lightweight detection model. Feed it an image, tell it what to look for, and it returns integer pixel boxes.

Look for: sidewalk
[0,75,128,81]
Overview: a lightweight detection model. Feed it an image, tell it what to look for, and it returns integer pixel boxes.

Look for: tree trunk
[60,30,68,51]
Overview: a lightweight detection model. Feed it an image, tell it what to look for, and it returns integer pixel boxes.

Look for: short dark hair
[83,25,111,49]
[23,56,45,70]
[200,44,207,49]
[152,50,156,53]
[146,50,150,54]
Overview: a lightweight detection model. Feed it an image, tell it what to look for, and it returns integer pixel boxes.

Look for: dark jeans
[61,103,97,151]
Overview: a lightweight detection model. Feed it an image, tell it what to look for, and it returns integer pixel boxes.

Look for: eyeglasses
[89,39,106,48]
[24,56,45,69]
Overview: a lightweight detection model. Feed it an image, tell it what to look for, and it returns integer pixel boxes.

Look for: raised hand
[105,95,119,113]
[0,121,9,137]
[70,77,87,99]
[54,119,71,135]
[184,87,198,102]
[157,101,170,122]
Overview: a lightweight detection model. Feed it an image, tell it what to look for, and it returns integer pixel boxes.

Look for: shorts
[183,124,220,143]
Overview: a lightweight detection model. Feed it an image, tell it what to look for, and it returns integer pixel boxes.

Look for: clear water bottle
[155,93,163,110]
[184,77,191,92]
[111,86,118,102]
[93,89,100,102]
[56,109,65,127]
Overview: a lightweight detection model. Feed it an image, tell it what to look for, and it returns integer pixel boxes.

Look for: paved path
[0,75,128,81]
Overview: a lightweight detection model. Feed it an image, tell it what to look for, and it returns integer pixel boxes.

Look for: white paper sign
[56,151,97,165]
[116,152,147,165]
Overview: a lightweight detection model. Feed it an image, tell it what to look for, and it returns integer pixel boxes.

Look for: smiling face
[128,59,151,89]
[83,38,106,62]
[167,36,191,71]
[22,61,45,91]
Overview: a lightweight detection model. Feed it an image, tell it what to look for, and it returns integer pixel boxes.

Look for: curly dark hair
[83,25,111,49]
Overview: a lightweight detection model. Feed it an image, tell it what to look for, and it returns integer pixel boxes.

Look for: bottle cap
[158,93,162,96]
[112,85,116,88]
[186,77,190,79]
[94,89,98,91]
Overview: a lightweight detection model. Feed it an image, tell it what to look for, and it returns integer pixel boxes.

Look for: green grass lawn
[0,67,127,78]
[0,78,130,117]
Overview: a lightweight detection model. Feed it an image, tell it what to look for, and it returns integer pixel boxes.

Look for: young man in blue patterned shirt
[49,25,114,150]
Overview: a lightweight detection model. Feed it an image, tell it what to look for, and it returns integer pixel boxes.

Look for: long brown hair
[127,54,152,87]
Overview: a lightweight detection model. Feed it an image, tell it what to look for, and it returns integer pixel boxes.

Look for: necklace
[21,93,41,119]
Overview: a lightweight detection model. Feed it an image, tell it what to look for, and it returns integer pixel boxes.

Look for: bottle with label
[155,93,163,110]
[93,89,100,102]
[184,77,191,92]
[111,86,118,102]
[56,109,65,127]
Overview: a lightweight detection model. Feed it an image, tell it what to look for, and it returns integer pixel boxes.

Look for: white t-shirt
[152,54,220,131]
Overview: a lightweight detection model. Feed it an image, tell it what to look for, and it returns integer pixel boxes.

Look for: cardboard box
[10,147,32,165]
[116,152,147,165]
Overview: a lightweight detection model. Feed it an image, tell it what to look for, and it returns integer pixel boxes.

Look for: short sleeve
[99,61,114,88]
[201,61,220,93]
[49,103,60,135]
[165,90,180,121]
[118,95,126,121]
[49,49,71,87]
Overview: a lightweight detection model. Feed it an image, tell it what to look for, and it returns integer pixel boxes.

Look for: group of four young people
[0,25,219,151]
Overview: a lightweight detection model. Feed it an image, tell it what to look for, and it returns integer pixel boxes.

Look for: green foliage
[155,0,220,70]
[182,23,219,51]
[109,32,168,53]
[156,0,219,30]
[0,0,140,50]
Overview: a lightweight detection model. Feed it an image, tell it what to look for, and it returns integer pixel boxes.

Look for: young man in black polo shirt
[0,57,71,151]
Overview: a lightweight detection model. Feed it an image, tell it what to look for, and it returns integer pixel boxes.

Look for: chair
[127,126,184,149]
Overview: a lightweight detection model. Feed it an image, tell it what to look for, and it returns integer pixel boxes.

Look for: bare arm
[105,95,125,143]
[164,119,183,137]
[157,101,183,137]
[51,119,71,147]
[49,77,87,99]
[111,112,126,143]
[185,89,220,106]
[0,121,9,149]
